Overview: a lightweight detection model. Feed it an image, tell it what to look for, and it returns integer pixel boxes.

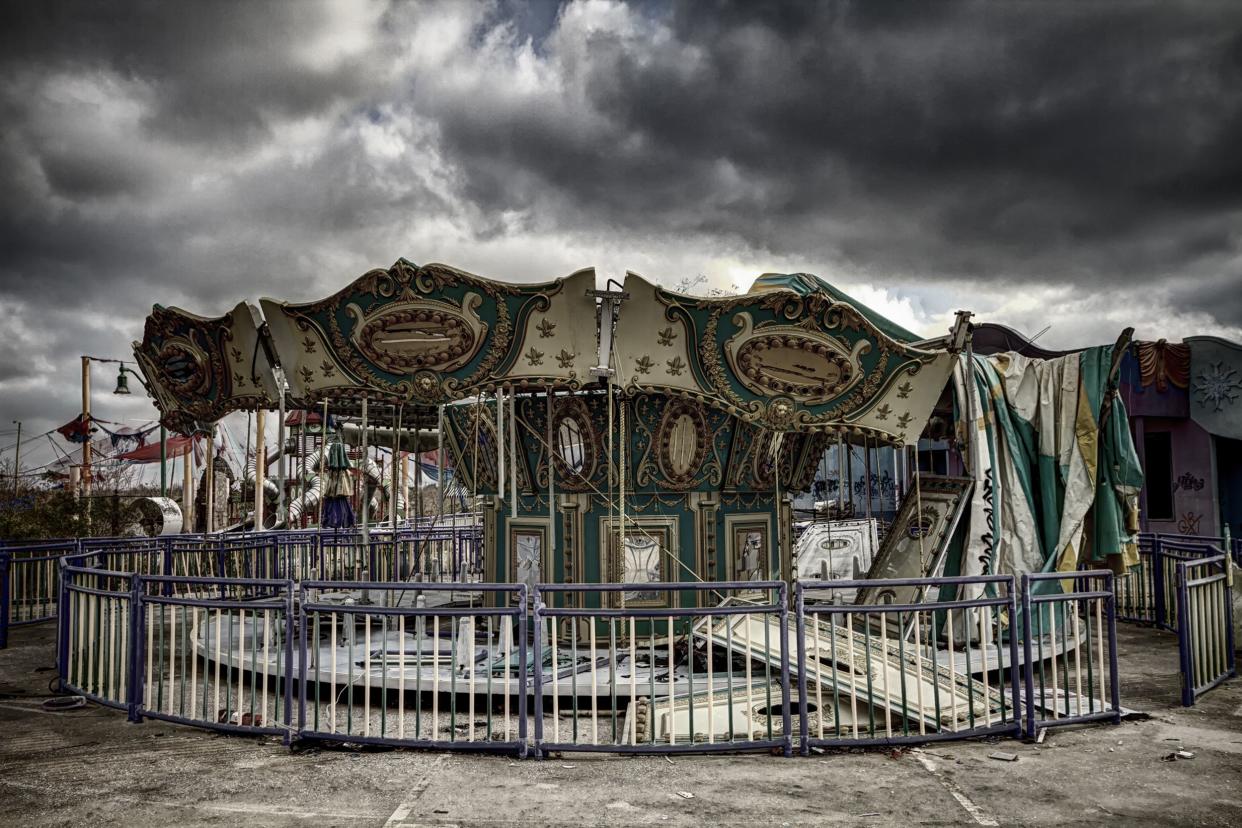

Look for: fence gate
[1176,555,1237,706]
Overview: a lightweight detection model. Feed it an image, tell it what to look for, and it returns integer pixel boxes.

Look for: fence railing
[532,581,790,756]
[796,575,1022,750]
[1021,571,1121,735]
[1114,534,1226,631]
[2,524,484,648]
[58,561,139,714]
[50,561,1139,754]
[136,574,293,736]
[1176,554,1236,706]
[297,580,529,755]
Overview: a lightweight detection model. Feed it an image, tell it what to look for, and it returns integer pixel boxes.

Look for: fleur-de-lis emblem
[230,347,243,364]
[657,326,677,347]
[536,318,557,339]
[320,359,337,378]
[233,371,245,386]
[525,347,544,367]
[634,355,654,374]
[300,366,314,385]
[666,356,686,376]
[896,412,912,429]
[556,349,575,369]
[876,403,892,420]
[897,381,913,399]
[302,335,317,354]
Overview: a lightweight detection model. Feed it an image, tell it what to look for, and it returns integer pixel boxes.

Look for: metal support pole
[863,434,873,519]
[318,400,328,527]
[509,387,518,519]
[277,374,287,525]
[437,404,445,517]
[361,395,370,531]
[158,424,167,498]
[255,407,266,531]
[204,429,215,534]
[361,395,370,603]
[844,436,854,516]
[547,387,554,587]
[497,387,505,504]
[391,404,401,528]
[81,356,91,528]
[183,439,194,533]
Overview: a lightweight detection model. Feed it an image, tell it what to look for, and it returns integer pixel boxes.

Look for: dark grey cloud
[413,1,1242,287]
[1,0,1240,455]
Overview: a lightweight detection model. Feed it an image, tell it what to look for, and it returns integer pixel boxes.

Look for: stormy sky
[2,0,1241,464]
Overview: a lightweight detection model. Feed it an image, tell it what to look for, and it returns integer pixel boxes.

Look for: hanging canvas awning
[116,435,196,463]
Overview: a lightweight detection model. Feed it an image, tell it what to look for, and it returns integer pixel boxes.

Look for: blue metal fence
[796,575,1023,750]
[11,530,1197,753]
[531,581,791,756]
[1021,571,1121,735]
[1175,554,1236,706]
[297,581,529,754]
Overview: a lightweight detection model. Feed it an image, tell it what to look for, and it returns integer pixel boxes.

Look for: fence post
[0,551,9,650]
[1224,552,1237,683]
[795,582,809,756]
[127,573,144,723]
[56,558,71,689]
[779,582,792,758]
[1021,573,1035,738]
[283,579,297,746]
[527,585,538,759]
[1152,536,1167,629]
[295,580,306,739]
[1176,562,1194,707]
[1006,576,1022,736]
[216,537,227,599]
[1104,574,1121,723]
[161,537,173,597]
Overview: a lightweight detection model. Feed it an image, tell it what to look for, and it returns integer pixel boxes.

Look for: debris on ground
[988,751,1019,762]
[41,695,86,711]
[1162,750,1196,762]
[676,791,695,799]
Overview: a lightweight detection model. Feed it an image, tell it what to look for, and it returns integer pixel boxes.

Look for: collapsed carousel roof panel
[133,259,956,443]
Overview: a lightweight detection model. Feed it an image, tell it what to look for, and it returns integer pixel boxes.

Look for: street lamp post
[113,362,168,498]
[81,356,91,508]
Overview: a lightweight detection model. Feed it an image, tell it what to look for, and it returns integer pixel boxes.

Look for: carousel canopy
[133,259,956,445]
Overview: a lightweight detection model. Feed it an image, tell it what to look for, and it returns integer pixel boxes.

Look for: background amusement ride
[0,258,1235,755]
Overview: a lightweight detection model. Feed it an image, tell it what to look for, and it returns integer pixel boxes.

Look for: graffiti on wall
[1178,512,1204,535]
[1174,472,1206,492]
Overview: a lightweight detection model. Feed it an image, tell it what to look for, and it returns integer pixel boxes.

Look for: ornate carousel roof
[133,258,956,443]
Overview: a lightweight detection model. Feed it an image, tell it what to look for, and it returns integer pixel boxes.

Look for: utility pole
[81,356,91,502]
[11,419,20,496]
[81,356,92,531]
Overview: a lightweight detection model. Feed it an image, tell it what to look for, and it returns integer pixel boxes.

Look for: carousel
[83,258,1139,748]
